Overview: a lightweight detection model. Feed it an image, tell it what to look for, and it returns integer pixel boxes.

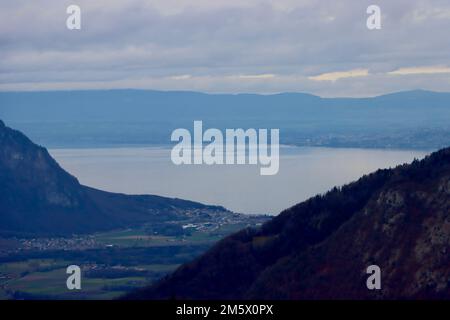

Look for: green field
[0,221,256,300]
[0,257,180,300]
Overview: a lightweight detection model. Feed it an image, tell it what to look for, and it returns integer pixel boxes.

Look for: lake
[49,146,429,215]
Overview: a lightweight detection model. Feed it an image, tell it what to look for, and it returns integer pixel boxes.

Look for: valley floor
[0,215,267,300]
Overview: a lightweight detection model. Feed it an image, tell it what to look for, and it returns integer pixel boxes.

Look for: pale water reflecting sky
[49,146,429,215]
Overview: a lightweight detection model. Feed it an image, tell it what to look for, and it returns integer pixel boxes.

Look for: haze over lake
[49,146,429,215]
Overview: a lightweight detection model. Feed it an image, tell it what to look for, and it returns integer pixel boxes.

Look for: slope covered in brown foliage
[127,147,450,300]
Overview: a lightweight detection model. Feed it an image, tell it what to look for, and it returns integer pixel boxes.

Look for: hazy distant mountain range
[126,146,450,300]
[1,89,449,149]
[0,120,231,237]
[1,91,449,299]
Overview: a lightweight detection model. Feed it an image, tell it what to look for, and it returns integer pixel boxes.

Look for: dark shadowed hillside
[126,147,450,300]
[0,120,229,237]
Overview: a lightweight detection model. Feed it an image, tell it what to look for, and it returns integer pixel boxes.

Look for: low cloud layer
[308,69,369,82]
[1,0,450,96]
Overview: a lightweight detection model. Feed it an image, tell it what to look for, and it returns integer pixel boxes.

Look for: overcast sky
[1,0,450,97]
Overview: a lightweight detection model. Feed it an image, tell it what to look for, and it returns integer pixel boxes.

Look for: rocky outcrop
[127,148,450,300]
[0,120,228,237]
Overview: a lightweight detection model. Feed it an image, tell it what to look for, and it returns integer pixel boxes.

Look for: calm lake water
[49,146,429,215]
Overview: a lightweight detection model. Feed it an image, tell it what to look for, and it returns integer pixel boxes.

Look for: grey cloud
[0,0,450,96]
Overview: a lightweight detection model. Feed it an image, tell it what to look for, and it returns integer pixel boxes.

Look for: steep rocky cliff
[0,120,227,237]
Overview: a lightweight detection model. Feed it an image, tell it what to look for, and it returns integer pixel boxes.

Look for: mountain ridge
[1,89,449,150]
[0,120,230,237]
[0,88,448,98]
[125,146,450,300]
